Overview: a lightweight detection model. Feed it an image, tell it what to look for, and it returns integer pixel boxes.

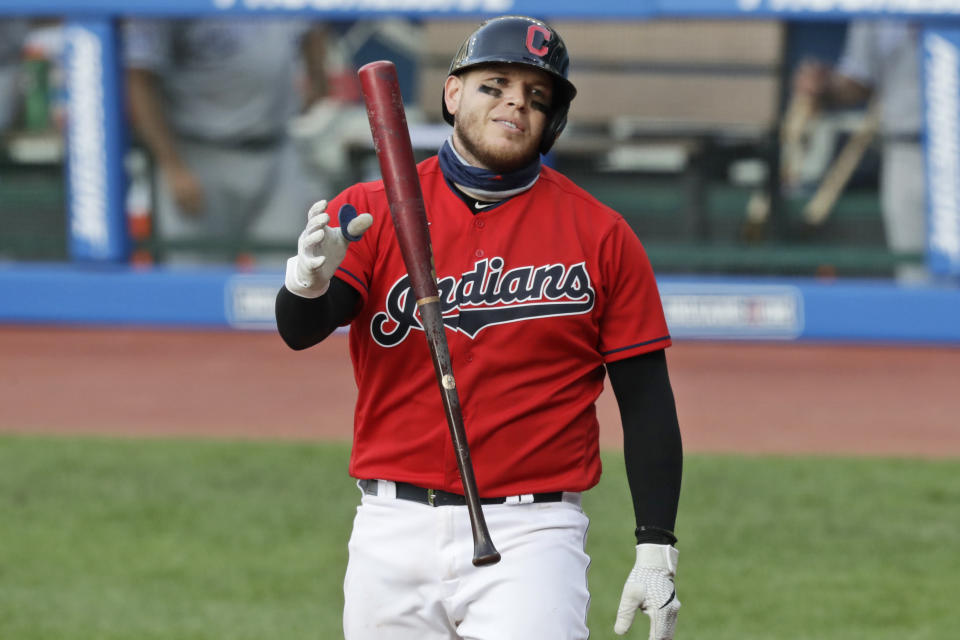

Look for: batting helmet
[442,15,577,154]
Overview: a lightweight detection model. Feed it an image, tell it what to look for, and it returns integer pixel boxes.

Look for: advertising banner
[5,0,960,19]
[64,19,128,263]
[922,27,960,276]
[657,0,960,19]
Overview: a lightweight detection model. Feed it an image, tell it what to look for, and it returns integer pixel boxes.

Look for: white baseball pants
[343,482,591,640]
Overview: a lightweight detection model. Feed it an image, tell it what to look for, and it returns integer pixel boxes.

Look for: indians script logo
[371,258,595,347]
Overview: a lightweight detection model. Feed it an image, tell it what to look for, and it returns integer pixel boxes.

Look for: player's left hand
[614,544,680,638]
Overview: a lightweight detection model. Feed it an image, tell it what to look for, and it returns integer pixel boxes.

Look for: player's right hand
[614,544,680,639]
[792,59,830,100]
[285,199,373,298]
[166,164,205,216]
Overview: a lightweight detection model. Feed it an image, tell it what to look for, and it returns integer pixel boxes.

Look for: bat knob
[472,542,501,567]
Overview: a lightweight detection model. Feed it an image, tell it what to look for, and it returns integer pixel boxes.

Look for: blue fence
[2,264,958,344]
[4,1,960,19]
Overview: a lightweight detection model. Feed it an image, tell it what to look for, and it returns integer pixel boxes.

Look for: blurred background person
[122,18,331,266]
[287,18,424,189]
[0,18,30,133]
[792,19,927,283]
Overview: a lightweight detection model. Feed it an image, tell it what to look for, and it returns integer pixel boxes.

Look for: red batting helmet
[442,15,577,154]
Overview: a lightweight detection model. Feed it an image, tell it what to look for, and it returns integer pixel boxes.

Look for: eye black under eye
[478,83,551,112]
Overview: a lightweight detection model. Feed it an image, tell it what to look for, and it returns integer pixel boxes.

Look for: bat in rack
[357,60,501,567]
[802,100,879,226]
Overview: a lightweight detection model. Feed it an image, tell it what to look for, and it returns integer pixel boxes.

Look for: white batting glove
[614,544,680,638]
[285,199,373,298]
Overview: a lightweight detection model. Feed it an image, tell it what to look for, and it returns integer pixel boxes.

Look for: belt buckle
[427,488,436,507]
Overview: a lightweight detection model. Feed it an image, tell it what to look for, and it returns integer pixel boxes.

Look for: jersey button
[465,353,474,363]
[475,249,485,258]
[474,219,485,228]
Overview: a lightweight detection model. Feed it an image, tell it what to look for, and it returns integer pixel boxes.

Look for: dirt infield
[1,325,958,457]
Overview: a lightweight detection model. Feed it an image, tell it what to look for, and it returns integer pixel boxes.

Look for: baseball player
[0,19,30,133]
[276,15,683,640]
[121,18,330,265]
[792,20,926,282]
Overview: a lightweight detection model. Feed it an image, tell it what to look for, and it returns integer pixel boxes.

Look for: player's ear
[444,74,463,119]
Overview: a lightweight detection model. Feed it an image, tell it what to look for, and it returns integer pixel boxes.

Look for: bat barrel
[358,61,438,300]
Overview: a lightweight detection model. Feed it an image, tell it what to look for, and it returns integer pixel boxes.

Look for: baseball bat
[357,60,501,567]
[803,101,879,226]
[780,92,817,189]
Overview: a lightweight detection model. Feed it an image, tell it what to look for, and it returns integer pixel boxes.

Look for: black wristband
[635,525,678,546]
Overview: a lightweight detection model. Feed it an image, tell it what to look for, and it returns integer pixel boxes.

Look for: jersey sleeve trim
[602,335,671,357]
[336,266,368,292]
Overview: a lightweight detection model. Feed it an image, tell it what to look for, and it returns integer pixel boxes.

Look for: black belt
[359,479,564,507]
[883,132,922,145]
[179,132,286,151]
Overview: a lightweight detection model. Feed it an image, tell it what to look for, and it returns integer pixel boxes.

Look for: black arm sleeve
[606,349,683,545]
[275,277,361,350]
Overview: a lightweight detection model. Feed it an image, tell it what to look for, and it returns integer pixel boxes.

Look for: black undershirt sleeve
[606,349,683,546]
[275,277,362,351]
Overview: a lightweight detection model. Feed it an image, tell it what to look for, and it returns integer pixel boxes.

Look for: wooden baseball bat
[357,60,500,567]
[741,93,815,238]
[803,102,879,226]
[780,92,817,189]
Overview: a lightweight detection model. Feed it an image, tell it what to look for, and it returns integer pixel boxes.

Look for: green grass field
[1,434,958,639]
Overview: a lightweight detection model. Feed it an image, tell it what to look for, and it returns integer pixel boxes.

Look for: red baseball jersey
[330,156,671,496]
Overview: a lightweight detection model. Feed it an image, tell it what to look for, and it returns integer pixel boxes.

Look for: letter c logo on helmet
[442,15,577,155]
[526,25,552,57]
